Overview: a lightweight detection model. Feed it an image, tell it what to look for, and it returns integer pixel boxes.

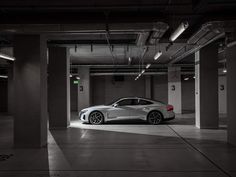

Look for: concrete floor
[0,113,235,177]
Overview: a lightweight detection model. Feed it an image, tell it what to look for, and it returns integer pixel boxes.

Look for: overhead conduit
[169,21,225,64]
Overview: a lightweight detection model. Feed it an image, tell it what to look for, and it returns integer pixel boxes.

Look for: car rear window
[139,99,153,105]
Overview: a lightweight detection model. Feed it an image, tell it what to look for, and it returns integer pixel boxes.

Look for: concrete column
[77,66,90,111]
[48,47,70,129]
[195,44,218,129]
[145,75,152,99]
[226,45,236,145]
[168,67,182,114]
[8,65,14,115]
[13,35,48,147]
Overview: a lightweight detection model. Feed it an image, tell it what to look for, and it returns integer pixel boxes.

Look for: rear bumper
[163,116,175,121]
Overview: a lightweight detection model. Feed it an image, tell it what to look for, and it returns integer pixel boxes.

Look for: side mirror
[113,103,118,107]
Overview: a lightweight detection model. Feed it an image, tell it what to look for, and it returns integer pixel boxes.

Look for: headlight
[80,110,88,114]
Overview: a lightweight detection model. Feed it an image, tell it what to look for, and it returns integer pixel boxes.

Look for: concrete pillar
[195,44,218,129]
[48,47,70,129]
[226,45,236,145]
[13,35,48,147]
[8,65,14,115]
[218,75,227,115]
[77,66,90,111]
[168,67,182,114]
[145,75,152,99]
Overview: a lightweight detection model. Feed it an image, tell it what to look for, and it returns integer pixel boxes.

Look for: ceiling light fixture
[141,69,145,74]
[146,63,151,69]
[76,76,80,80]
[0,75,8,79]
[0,53,15,61]
[154,51,162,60]
[169,21,189,42]
[223,62,227,73]
[184,77,189,81]
[70,74,72,78]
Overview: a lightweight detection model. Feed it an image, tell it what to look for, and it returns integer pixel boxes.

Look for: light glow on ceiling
[0,53,15,61]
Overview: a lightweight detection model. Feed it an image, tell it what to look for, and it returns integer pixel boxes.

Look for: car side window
[138,99,153,105]
[117,99,133,106]
[132,99,139,105]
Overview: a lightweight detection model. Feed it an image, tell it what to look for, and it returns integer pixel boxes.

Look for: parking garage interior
[0,0,236,177]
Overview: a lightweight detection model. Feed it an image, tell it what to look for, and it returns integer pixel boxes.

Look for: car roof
[117,97,157,103]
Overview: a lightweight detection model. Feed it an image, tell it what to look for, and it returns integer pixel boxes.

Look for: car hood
[82,105,112,111]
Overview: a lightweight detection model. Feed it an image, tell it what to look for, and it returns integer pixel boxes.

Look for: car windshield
[107,98,121,106]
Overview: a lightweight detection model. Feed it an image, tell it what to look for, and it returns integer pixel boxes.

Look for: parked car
[79,97,175,125]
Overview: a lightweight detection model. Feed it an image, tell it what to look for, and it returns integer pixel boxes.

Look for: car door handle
[143,107,149,111]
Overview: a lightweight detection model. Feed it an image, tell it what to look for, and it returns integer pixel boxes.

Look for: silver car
[79,97,175,125]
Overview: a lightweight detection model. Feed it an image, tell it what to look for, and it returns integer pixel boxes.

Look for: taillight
[167,105,174,111]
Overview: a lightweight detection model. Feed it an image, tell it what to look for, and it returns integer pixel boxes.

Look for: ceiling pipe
[169,21,225,64]
[71,63,194,68]
[90,71,194,76]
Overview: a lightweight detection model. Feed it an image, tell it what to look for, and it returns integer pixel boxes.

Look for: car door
[107,98,134,120]
[125,98,143,119]
[130,99,154,119]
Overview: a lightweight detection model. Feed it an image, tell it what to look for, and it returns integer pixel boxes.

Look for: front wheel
[89,111,104,125]
[147,111,163,125]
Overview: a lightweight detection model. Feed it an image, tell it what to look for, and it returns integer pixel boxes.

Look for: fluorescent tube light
[184,77,189,81]
[146,64,151,69]
[154,51,162,60]
[0,53,15,61]
[141,69,145,74]
[0,75,8,79]
[170,22,189,42]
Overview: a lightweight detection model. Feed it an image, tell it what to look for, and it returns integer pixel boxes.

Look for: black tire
[89,111,104,125]
[147,111,163,125]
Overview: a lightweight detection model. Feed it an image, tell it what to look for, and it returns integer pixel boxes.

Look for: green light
[73,80,80,84]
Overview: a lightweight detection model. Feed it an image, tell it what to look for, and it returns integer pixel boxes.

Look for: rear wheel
[147,111,163,125]
[89,111,104,125]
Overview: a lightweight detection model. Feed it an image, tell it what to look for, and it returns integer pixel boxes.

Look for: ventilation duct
[169,21,225,64]
[148,22,169,45]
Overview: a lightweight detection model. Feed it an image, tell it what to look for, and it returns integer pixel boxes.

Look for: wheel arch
[146,110,164,121]
[88,110,105,123]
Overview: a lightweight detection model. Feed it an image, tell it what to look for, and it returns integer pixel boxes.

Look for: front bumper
[79,112,89,123]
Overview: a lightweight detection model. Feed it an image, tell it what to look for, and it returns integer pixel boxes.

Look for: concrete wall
[0,78,8,112]
[70,77,78,111]
[77,66,90,111]
[91,75,145,105]
[152,75,168,103]
[182,77,195,112]
[218,75,227,114]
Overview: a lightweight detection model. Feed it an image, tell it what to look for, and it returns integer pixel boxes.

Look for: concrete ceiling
[0,0,236,69]
[70,43,186,65]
